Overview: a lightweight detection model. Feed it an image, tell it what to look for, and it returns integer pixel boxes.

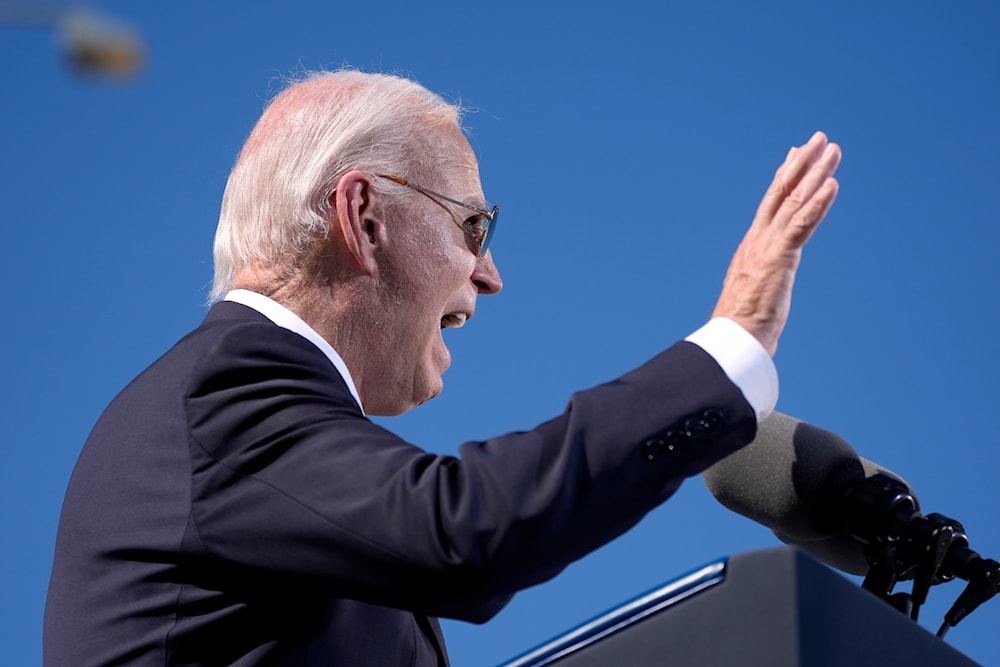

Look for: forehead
[427,122,484,201]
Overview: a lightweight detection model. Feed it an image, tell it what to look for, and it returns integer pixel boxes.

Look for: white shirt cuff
[685,318,777,423]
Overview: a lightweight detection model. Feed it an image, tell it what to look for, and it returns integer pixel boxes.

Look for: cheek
[385,219,477,310]
[412,250,477,302]
[407,214,475,276]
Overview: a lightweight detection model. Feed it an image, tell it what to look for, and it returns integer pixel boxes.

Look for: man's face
[367,127,502,415]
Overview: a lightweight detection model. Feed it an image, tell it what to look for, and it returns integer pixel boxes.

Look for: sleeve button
[683,417,706,439]
[664,430,685,450]
[700,408,724,433]
[643,438,665,462]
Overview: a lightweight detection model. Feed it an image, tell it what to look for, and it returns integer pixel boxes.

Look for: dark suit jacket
[44,301,756,666]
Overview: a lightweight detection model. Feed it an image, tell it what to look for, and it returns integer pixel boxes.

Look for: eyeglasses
[376,173,499,257]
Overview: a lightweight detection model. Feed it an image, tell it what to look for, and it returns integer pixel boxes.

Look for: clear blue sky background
[3,1,999,664]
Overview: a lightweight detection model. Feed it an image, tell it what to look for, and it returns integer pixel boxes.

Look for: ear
[332,170,385,275]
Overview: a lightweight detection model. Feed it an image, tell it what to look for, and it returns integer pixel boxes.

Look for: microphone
[702,411,911,575]
[704,412,1000,629]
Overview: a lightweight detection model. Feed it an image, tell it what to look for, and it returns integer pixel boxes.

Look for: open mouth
[440,313,467,329]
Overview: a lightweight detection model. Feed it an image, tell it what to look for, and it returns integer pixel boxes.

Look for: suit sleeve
[185,321,756,622]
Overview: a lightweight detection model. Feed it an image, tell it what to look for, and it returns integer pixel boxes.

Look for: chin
[415,378,444,407]
[418,387,443,407]
[372,376,443,416]
[413,352,447,402]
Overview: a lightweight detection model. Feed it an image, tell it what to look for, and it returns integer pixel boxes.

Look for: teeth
[441,313,467,329]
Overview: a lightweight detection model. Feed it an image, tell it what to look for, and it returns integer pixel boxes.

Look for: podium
[500,547,979,666]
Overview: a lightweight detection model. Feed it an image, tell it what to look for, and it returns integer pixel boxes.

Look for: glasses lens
[480,206,499,256]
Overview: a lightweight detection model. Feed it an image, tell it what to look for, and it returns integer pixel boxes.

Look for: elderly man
[44,70,840,665]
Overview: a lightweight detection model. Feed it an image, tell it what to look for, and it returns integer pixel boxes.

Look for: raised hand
[712,131,842,356]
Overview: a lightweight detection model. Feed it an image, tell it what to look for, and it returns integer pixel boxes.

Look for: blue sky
[3,1,999,664]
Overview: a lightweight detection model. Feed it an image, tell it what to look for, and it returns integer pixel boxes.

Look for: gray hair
[210,70,464,302]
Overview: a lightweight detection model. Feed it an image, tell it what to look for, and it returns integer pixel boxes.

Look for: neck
[230,264,382,410]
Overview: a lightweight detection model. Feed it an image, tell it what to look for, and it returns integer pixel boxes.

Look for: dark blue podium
[499,547,979,666]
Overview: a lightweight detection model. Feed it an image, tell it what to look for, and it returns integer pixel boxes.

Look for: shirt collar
[224,289,365,414]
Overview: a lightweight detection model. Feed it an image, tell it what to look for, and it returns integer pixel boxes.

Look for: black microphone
[702,411,912,575]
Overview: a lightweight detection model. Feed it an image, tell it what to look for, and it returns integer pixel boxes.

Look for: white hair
[210,70,464,302]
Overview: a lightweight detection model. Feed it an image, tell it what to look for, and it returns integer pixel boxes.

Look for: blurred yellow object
[0,2,145,80]
[58,8,145,79]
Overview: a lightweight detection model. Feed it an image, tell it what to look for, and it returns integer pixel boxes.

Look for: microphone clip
[843,473,961,623]
[841,472,999,634]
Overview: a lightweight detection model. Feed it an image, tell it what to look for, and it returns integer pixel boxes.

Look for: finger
[772,141,842,229]
[784,175,840,247]
[755,132,829,224]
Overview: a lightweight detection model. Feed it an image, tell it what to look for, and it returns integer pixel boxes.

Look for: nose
[472,250,503,295]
